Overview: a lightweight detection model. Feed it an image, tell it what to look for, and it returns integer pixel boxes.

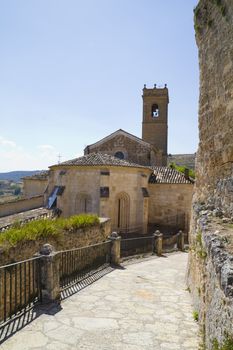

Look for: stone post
[177,230,185,251]
[109,232,121,266]
[38,244,60,303]
[154,230,163,256]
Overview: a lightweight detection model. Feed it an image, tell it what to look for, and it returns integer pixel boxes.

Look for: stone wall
[86,134,153,166]
[187,210,233,348]
[148,183,193,233]
[0,218,111,265]
[188,0,233,347]
[193,0,233,215]
[0,195,44,217]
[47,165,151,234]
[23,178,48,198]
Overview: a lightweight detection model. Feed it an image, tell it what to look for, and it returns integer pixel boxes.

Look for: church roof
[85,129,151,151]
[50,153,150,170]
[149,166,194,184]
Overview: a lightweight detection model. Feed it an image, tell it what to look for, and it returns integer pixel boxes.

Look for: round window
[114,151,124,160]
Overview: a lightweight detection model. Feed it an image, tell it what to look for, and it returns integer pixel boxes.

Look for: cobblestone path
[1,252,199,350]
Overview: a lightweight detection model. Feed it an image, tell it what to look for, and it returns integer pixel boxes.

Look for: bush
[169,162,195,179]
[0,214,100,247]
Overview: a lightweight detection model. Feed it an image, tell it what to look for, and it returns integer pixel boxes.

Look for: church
[43,85,194,237]
[84,84,169,166]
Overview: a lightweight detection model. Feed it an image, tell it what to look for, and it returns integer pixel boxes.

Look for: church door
[115,192,130,232]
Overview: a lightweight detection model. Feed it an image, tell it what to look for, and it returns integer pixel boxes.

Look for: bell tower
[142,84,169,165]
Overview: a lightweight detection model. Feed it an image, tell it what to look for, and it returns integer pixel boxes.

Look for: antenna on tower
[57,153,62,164]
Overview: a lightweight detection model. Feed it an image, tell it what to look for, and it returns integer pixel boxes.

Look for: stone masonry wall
[86,134,157,166]
[0,218,111,266]
[148,183,193,233]
[188,1,233,348]
[0,195,44,217]
[193,0,233,215]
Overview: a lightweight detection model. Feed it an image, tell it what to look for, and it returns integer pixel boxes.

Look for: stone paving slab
[1,252,199,349]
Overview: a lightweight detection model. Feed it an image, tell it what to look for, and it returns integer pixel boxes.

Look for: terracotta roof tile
[50,153,149,169]
[149,166,194,184]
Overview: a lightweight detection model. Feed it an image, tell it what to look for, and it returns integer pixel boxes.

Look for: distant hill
[0,171,45,182]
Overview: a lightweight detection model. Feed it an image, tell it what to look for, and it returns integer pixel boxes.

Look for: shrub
[193,310,199,322]
[0,214,100,247]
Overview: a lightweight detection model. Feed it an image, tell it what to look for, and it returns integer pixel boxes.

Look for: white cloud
[0,136,16,148]
[0,137,59,171]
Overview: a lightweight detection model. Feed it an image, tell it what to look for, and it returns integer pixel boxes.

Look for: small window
[114,151,124,160]
[151,104,159,118]
[100,187,109,198]
[101,170,110,176]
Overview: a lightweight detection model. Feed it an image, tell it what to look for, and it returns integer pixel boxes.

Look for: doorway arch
[115,192,130,232]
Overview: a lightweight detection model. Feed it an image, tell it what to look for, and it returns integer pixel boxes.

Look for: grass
[0,214,100,247]
[193,310,199,322]
[212,336,233,350]
[196,231,207,259]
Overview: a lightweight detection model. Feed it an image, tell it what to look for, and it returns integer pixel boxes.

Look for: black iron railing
[59,240,112,290]
[120,235,154,257]
[0,256,42,324]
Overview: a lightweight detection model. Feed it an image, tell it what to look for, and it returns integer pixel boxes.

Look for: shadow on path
[0,265,115,345]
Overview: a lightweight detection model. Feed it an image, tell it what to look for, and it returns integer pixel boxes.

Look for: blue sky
[0,0,199,172]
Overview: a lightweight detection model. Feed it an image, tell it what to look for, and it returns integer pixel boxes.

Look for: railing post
[177,230,184,251]
[37,244,60,303]
[154,230,163,256]
[109,232,121,266]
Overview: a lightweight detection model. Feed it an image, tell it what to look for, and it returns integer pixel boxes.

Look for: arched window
[151,104,159,118]
[115,192,130,232]
[114,151,124,160]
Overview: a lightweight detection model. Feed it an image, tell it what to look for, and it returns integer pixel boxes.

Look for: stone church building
[45,85,194,235]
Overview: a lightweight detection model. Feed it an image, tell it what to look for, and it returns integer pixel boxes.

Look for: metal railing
[59,240,112,290]
[120,235,154,257]
[0,256,42,324]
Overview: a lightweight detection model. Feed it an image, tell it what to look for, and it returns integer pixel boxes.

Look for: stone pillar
[177,230,185,251]
[154,230,163,256]
[109,232,121,266]
[38,244,60,303]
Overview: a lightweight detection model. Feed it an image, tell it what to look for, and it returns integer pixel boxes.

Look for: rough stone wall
[148,183,193,233]
[86,134,158,166]
[188,0,233,347]
[187,211,233,348]
[193,0,233,215]
[0,195,44,217]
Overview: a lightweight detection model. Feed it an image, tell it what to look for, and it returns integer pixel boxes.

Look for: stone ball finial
[165,84,167,88]
[40,243,54,255]
[111,231,118,238]
[154,84,156,88]
[144,84,146,88]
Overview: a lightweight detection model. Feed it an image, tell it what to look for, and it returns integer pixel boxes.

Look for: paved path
[1,252,199,350]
